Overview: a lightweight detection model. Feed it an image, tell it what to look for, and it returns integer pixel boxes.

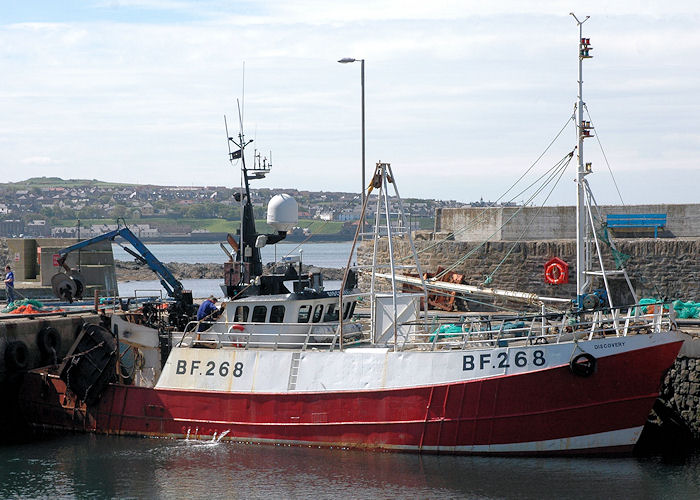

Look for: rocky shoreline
[115,260,345,282]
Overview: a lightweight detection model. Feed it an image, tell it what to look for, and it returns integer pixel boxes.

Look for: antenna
[569,12,590,26]
[241,61,245,127]
[237,99,244,139]
[224,115,233,162]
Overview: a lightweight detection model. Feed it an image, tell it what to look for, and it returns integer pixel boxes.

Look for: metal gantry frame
[340,162,429,350]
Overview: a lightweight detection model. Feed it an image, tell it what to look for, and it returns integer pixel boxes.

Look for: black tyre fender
[37,326,61,355]
[4,340,29,371]
[569,352,597,377]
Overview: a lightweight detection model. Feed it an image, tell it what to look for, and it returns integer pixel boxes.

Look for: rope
[270,192,362,266]
[401,113,575,261]
[583,104,625,206]
[583,181,632,270]
[482,152,574,284]
[433,150,575,280]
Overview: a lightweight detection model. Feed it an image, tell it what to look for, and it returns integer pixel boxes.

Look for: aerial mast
[223,101,289,298]
[571,13,593,302]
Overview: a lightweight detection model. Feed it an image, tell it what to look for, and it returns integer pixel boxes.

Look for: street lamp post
[338,57,365,235]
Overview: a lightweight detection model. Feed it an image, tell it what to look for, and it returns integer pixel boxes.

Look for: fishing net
[673,300,700,319]
[429,324,464,342]
[634,298,662,314]
[597,226,631,269]
[1,298,64,314]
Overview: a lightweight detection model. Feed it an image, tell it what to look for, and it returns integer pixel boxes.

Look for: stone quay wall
[358,237,700,303]
[436,204,700,242]
[660,355,700,440]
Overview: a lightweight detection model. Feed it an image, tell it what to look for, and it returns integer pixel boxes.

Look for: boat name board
[593,341,625,350]
[463,349,546,371]
[175,359,244,378]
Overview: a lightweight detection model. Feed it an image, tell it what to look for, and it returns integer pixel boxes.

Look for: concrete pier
[1,237,118,301]
[0,310,103,442]
[436,203,700,241]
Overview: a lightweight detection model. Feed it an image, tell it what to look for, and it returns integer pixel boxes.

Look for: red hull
[18,340,682,455]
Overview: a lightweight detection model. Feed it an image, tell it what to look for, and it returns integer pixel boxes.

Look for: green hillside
[55,217,345,235]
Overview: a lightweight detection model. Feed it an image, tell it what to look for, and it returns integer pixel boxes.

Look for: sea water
[112,241,355,268]
[6,244,700,497]
[117,278,343,299]
[1,435,699,499]
[114,241,351,298]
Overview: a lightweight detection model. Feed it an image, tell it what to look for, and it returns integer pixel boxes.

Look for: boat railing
[396,302,676,351]
[176,319,368,351]
[175,302,674,352]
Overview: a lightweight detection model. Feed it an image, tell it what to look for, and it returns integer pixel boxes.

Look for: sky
[1,1,699,205]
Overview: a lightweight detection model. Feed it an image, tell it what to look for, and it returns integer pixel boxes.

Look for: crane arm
[57,226,184,299]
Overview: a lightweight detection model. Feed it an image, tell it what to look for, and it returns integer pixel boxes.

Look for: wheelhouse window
[234,306,249,322]
[312,304,324,323]
[252,305,267,322]
[323,303,339,322]
[270,305,285,323]
[298,305,312,323]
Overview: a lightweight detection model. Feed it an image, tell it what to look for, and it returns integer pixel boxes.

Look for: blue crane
[54,223,184,301]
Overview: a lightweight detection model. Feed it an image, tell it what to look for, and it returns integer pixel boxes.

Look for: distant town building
[0,219,23,237]
[25,220,50,237]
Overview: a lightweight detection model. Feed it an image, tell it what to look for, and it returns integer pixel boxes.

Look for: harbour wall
[358,237,700,302]
[661,354,700,440]
[436,204,700,241]
[651,334,700,443]
[1,238,118,301]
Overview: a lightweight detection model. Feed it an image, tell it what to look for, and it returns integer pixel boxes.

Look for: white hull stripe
[124,426,643,455]
[407,426,644,454]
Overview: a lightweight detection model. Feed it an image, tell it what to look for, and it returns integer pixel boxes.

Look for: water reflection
[1,435,699,499]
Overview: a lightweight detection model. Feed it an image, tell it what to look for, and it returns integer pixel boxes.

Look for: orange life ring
[545,261,566,285]
[231,324,245,332]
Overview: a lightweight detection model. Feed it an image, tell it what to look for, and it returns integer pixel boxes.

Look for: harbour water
[9,242,693,498]
[117,278,342,299]
[112,241,355,268]
[2,435,699,499]
[114,241,351,298]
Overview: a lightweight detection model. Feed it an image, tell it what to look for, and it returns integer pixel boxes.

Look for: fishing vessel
[18,17,683,455]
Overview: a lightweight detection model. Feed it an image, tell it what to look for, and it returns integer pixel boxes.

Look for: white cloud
[20,156,61,165]
[1,3,699,204]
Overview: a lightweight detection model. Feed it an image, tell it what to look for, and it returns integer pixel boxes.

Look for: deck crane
[51,221,195,330]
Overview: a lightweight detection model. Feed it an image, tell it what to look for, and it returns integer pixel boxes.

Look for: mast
[226,110,261,276]
[224,110,288,297]
[571,13,592,301]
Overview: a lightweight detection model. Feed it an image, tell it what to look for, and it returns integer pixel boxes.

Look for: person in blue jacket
[196,296,220,331]
[4,265,15,305]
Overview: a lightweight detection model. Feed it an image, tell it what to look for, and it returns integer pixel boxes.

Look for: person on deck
[4,265,15,305]
[196,296,220,331]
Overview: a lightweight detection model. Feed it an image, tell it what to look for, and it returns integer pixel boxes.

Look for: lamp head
[338,57,356,64]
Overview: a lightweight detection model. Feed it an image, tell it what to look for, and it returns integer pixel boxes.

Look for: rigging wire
[400,113,575,261]
[433,150,575,279]
[583,103,625,206]
[267,192,363,268]
[481,151,574,285]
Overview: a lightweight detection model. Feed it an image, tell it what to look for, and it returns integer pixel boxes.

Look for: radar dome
[267,194,298,232]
